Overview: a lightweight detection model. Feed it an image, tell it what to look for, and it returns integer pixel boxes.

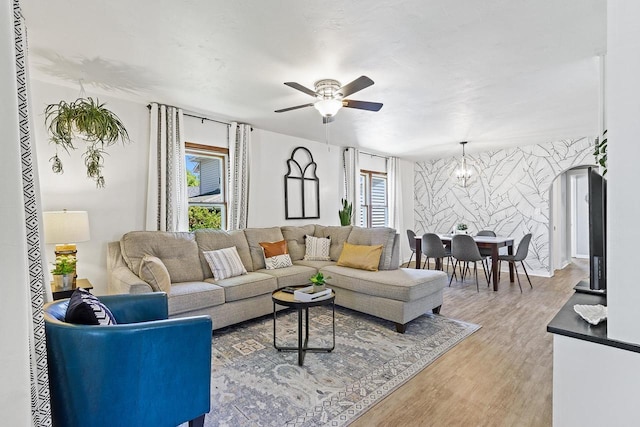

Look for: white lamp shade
[43,211,91,244]
[313,99,343,117]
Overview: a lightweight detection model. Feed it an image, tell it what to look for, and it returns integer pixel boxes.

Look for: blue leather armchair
[44,292,212,427]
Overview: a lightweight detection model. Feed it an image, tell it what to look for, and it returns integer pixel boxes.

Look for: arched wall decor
[285,146,320,219]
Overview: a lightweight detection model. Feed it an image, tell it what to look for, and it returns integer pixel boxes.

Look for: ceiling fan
[275,75,383,123]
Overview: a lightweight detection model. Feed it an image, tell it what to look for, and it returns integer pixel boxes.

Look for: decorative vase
[62,273,73,291]
[312,284,326,293]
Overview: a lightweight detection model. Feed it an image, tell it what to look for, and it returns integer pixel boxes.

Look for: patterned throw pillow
[203,246,248,280]
[138,254,171,293]
[65,288,117,325]
[304,235,331,261]
[259,240,293,270]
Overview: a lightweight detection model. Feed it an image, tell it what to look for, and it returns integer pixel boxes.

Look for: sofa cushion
[314,225,352,261]
[121,231,204,282]
[204,271,277,302]
[203,247,248,280]
[336,242,383,271]
[244,227,285,271]
[304,235,331,261]
[138,254,171,293]
[293,259,336,269]
[281,224,316,261]
[257,264,317,288]
[320,265,447,302]
[168,281,225,315]
[347,226,397,270]
[195,229,253,274]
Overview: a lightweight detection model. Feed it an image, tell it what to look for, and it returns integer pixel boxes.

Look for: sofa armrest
[46,315,212,427]
[110,265,153,294]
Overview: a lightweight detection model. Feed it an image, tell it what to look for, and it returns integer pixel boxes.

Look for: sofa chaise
[107,225,447,333]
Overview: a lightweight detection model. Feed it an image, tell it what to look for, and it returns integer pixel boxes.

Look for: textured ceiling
[21,0,606,160]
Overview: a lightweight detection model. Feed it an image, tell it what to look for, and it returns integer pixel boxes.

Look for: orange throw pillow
[336,242,383,271]
[259,240,288,258]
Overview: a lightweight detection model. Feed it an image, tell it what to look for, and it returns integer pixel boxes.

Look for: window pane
[188,205,224,230]
[186,151,226,230]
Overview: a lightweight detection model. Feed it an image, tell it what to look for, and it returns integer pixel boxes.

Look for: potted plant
[455,223,468,234]
[51,254,77,291]
[593,129,607,175]
[338,198,353,226]
[309,272,331,292]
[45,97,130,188]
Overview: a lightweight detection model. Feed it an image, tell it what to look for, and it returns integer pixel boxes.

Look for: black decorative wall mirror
[284,147,320,219]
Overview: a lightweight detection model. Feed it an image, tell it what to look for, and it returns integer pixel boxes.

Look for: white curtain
[145,103,189,232]
[343,147,361,225]
[387,156,402,231]
[9,1,52,424]
[228,122,251,230]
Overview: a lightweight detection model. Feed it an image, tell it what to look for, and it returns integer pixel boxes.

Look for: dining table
[414,234,515,291]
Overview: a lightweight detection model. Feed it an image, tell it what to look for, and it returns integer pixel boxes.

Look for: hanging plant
[593,129,607,175]
[45,97,130,187]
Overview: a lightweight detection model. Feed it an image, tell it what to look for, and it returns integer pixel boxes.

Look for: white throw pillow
[203,246,248,280]
[303,235,331,261]
[264,253,293,270]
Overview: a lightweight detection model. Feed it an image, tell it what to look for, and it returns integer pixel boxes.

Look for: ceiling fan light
[314,99,343,117]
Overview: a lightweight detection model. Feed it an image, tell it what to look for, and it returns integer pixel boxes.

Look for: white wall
[183,115,228,147]
[31,80,150,295]
[607,0,640,345]
[248,130,342,227]
[0,2,33,422]
[571,170,589,257]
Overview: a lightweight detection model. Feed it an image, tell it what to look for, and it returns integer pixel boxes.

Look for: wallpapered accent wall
[415,137,594,276]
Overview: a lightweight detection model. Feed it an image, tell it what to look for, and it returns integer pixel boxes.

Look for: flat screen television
[588,167,606,293]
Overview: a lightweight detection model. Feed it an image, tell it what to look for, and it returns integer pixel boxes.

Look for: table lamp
[43,210,91,287]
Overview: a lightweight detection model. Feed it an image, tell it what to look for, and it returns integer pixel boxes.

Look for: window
[359,170,388,227]
[185,142,228,230]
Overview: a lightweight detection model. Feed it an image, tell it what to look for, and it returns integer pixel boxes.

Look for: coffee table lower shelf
[272,287,336,366]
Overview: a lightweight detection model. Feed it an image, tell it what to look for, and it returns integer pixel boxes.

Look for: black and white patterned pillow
[303,235,331,261]
[65,288,117,325]
[264,253,293,270]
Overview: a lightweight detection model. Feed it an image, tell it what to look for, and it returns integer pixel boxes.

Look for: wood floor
[351,259,588,427]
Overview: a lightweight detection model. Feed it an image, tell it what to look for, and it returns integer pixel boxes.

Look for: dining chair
[498,233,533,292]
[421,233,454,273]
[476,230,496,275]
[406,229,422,268]
[449,234,489,292]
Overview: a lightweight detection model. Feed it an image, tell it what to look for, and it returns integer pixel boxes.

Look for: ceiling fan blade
[342,99,383,112]
[338,76,374,98]
[274,103,314,113]
[322,116,335,124]
[284,82,318,97]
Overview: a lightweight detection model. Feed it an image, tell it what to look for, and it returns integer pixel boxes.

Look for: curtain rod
[359,150,389,160]
[146,104,231,126]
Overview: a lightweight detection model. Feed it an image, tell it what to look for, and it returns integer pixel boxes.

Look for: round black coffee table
[272,286,336,366]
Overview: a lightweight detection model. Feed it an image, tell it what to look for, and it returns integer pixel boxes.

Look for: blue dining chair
[44,292,212,427]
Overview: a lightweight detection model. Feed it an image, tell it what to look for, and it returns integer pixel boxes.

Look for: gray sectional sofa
[107,225,447,333]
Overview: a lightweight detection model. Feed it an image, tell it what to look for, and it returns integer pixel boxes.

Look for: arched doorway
[548,165,595,274]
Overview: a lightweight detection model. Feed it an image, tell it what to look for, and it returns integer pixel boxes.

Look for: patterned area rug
[205,307,480,427]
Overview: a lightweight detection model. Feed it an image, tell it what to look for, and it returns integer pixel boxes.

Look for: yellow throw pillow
[336,242,383,271]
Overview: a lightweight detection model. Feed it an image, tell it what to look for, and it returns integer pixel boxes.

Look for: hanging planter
[45,97,130,187]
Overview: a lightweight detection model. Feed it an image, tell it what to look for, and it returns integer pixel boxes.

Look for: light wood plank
[351,260,588,427]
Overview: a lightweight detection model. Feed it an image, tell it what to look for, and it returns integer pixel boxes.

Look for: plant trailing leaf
[593,129,607,175]
[338,198,353,226]
[45,97,130,187]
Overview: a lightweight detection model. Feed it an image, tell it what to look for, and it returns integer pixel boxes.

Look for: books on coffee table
[293,286,332,302]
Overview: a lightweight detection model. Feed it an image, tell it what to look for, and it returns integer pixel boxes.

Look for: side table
[51,278,93,301]
[272,286,335,366]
